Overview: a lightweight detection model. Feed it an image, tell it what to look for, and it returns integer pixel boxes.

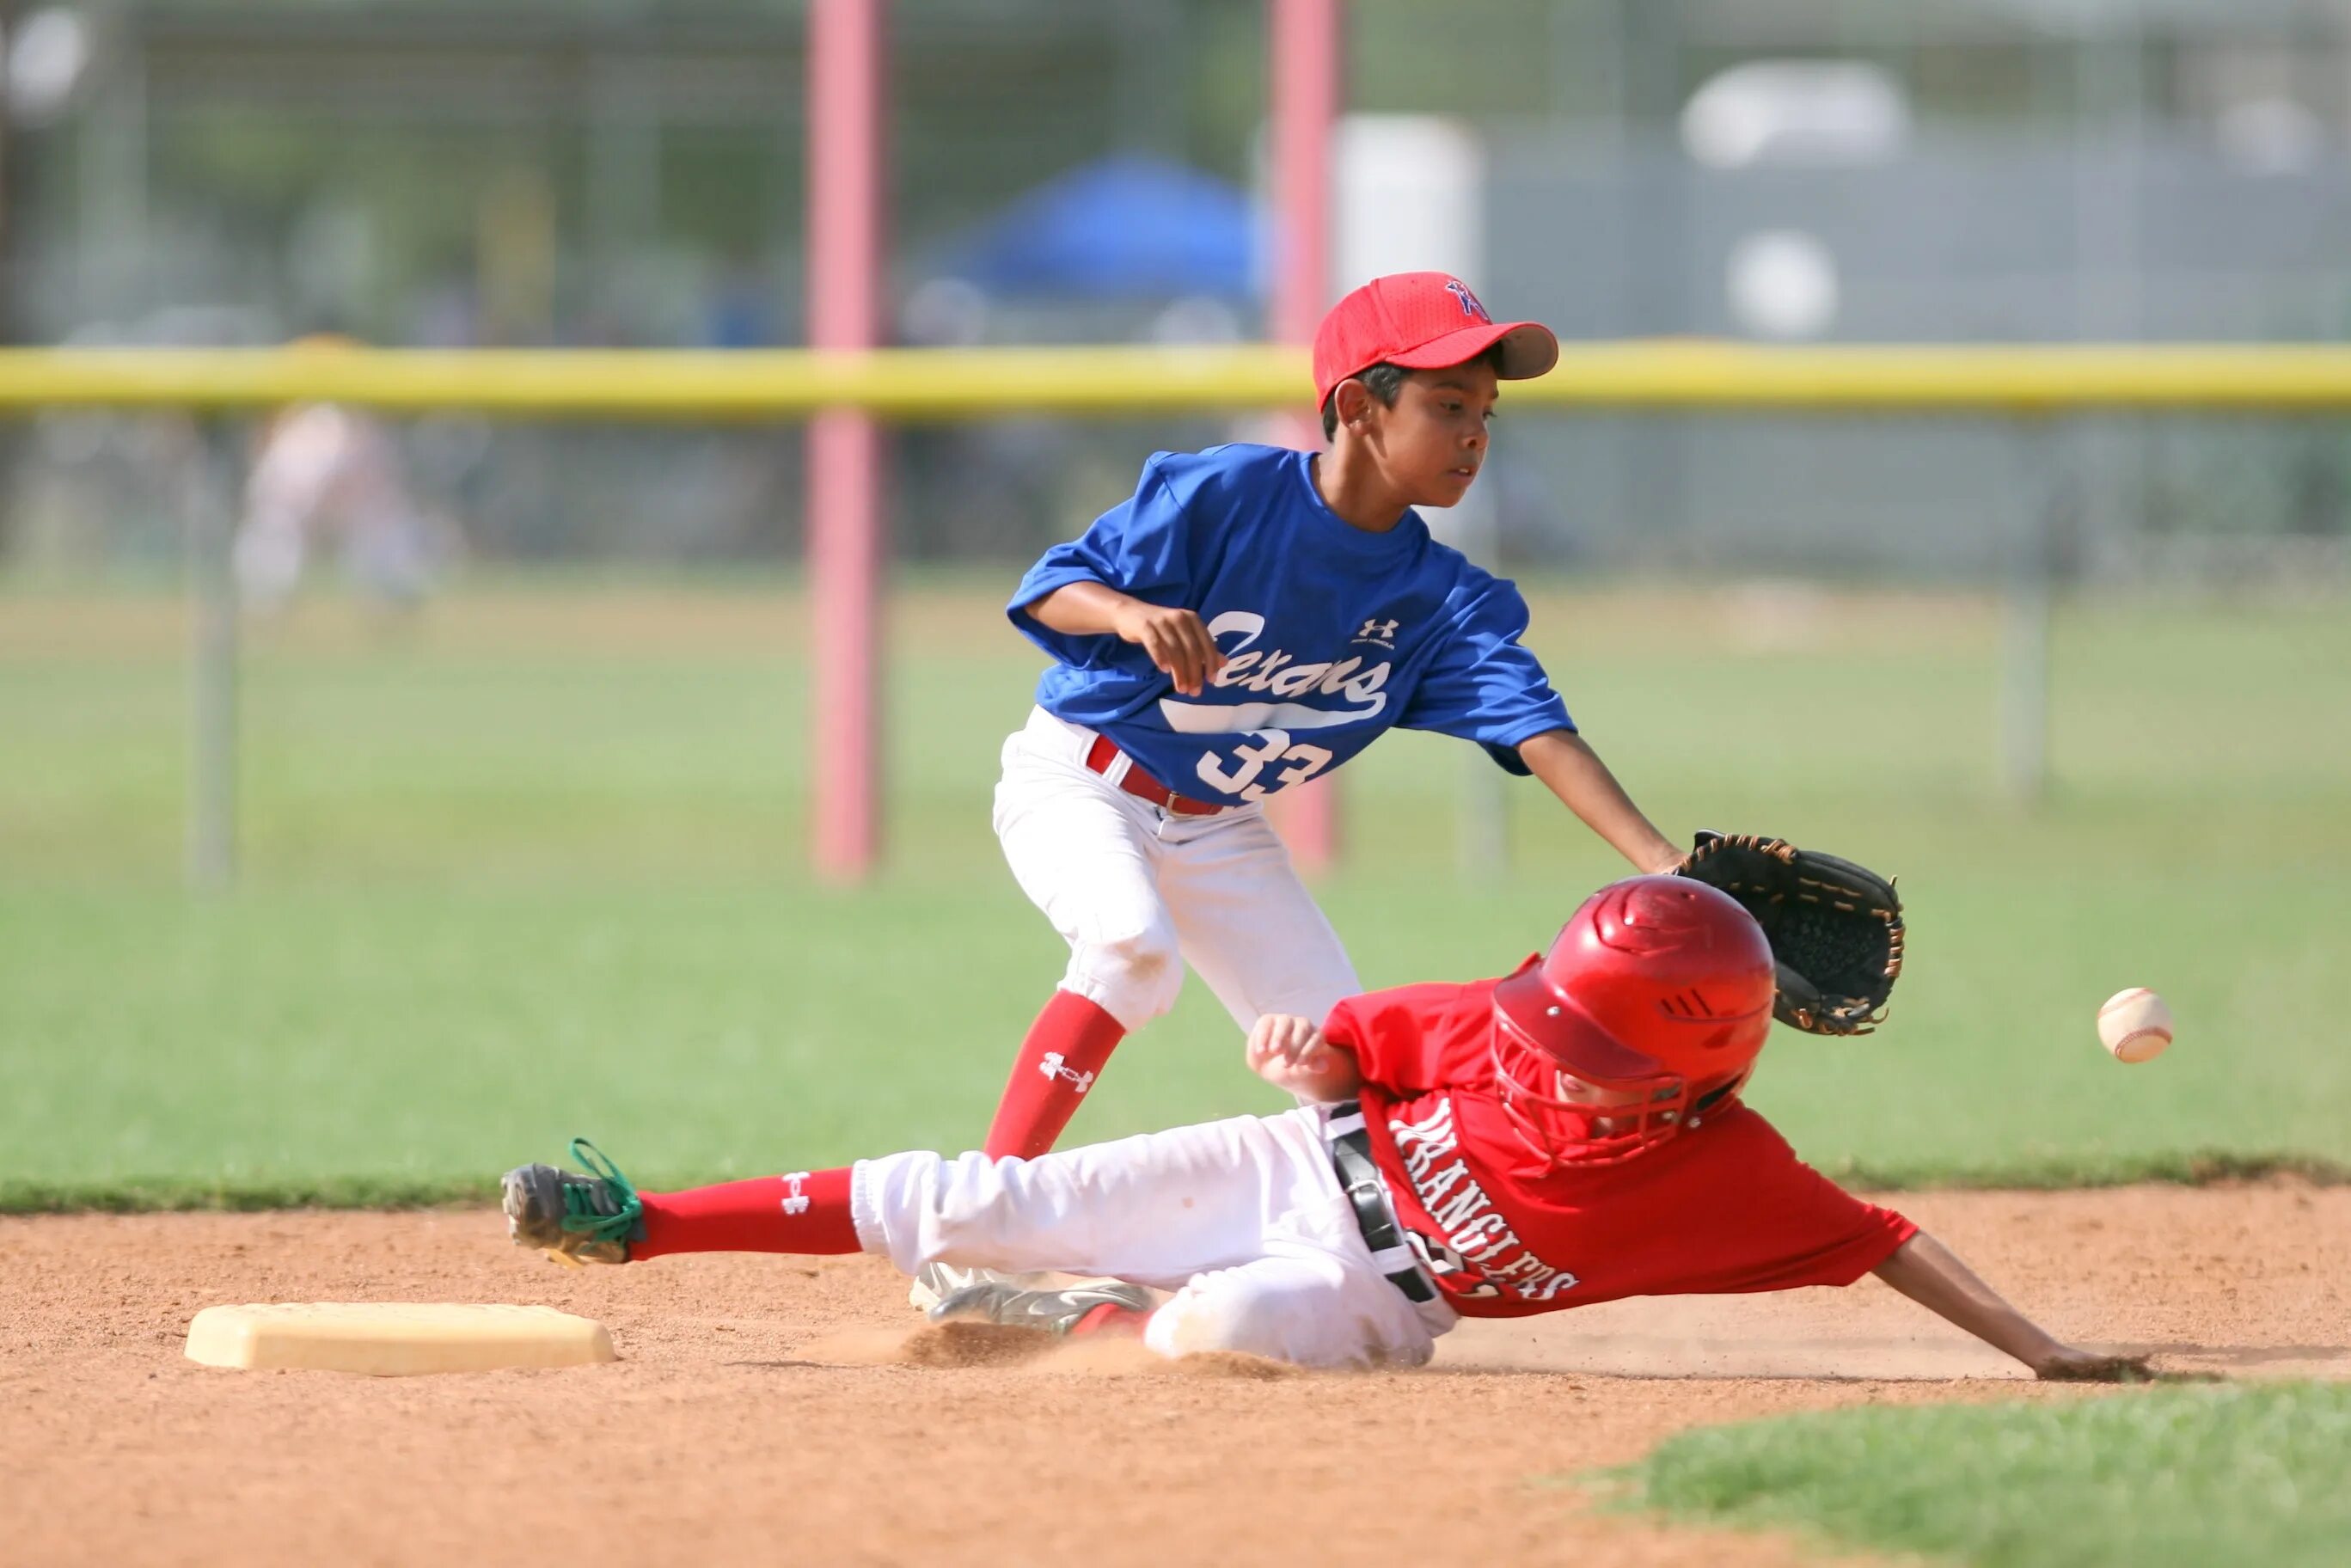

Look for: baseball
[2097,988,2174,1063]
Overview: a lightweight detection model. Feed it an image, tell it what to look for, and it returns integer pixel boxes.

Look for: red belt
[1085,734,1228,817]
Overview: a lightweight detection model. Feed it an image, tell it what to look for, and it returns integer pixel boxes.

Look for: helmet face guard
[1487,878,1776,1169]
[1490,971,1697,1168]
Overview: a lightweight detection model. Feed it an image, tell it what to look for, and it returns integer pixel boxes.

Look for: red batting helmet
[1490,876,1776,1167]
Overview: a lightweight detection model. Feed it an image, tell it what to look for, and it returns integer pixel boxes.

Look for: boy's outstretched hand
[2032,1345,2157,1382]
[1875,1231,2162,1383]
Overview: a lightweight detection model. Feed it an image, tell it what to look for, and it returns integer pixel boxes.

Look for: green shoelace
[560,1137,644,1240]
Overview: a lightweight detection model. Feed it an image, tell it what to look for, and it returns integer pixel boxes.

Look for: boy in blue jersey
[977,272,1681,1176]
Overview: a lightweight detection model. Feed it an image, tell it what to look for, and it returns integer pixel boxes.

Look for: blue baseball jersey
[1007,443,1573,807]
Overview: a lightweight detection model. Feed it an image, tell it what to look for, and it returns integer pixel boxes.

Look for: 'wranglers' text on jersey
[1008,444,1572,807]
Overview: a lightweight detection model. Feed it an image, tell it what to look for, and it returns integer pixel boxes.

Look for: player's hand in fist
[1246,1014,1362,1102]
[1114,602,1226,696]
[1247,1013,1329,1075]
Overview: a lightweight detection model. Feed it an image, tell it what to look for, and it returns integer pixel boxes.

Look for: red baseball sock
[633,1167,861,1259]
[981,989,1127,1160]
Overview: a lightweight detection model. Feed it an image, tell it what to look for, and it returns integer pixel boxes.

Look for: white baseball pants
[993,707,1362,1032]
[851,1106,1457,1369]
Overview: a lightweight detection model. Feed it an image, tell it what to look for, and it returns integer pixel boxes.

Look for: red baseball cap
[1312,273,1559,410]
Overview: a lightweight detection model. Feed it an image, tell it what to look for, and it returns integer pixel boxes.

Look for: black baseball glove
[1674,831,1905,1035]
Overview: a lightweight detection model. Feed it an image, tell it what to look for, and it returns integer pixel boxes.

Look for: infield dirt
[5,1184,2344,1567]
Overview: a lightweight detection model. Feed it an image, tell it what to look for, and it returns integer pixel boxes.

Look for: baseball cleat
[908,1261,988,1312]
[908,1263,1074,1312]
[502,1138,644,1266]
[926,1278,1155,1336]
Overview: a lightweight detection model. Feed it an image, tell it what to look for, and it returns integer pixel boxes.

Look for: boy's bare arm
[1246,1014,1364,1103]
[1519,730,1682,873]
[1024,582,1225,696]
[1873,1231,2150,1381]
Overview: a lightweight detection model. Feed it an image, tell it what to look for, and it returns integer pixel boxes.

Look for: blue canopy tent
[934,155,1262,302]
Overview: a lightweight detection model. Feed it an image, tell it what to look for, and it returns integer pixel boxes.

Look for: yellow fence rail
[72,338,2349,891]
[9,342,2351,417]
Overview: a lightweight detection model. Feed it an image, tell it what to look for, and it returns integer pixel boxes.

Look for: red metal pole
[1268,0,1340,873]
[806,0,885,881]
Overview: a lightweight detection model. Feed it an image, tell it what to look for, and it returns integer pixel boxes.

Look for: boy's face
[1553,1072,1648,1109]
[1356,360,1499,508]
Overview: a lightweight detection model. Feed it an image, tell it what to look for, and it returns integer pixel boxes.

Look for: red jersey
[1321,980,1917,1320]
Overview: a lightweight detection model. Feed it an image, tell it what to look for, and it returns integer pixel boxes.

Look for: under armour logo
[781,1171,811,1216]
[1039,1052,1096,1094]
[1355,617,1400,646]
[1442,279,1491,322]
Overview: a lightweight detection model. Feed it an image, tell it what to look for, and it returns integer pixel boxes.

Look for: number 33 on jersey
[1010,444,1576,807]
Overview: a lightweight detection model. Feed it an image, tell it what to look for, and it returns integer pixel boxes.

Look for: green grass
[1610,1381,2351,1568]
[3,579,2348,1204]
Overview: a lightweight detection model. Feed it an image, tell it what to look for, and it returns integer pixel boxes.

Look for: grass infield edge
[1575,1379,2351,1568]
[2,1148,2344,1216]
[0,1175,501,1214]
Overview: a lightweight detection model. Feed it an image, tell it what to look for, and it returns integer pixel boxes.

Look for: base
[185,1302,617,1375]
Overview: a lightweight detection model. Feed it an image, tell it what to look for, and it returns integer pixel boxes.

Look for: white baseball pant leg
[851,1106,1454,1369]
[1156,805,1361,1029]
[993,707,1360,1032]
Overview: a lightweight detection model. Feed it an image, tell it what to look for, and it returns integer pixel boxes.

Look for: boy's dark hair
[1320,364,1406,439]
[1319,345,1506,441]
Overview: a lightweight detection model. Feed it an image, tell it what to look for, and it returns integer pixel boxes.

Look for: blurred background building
[4,0,2350,583]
